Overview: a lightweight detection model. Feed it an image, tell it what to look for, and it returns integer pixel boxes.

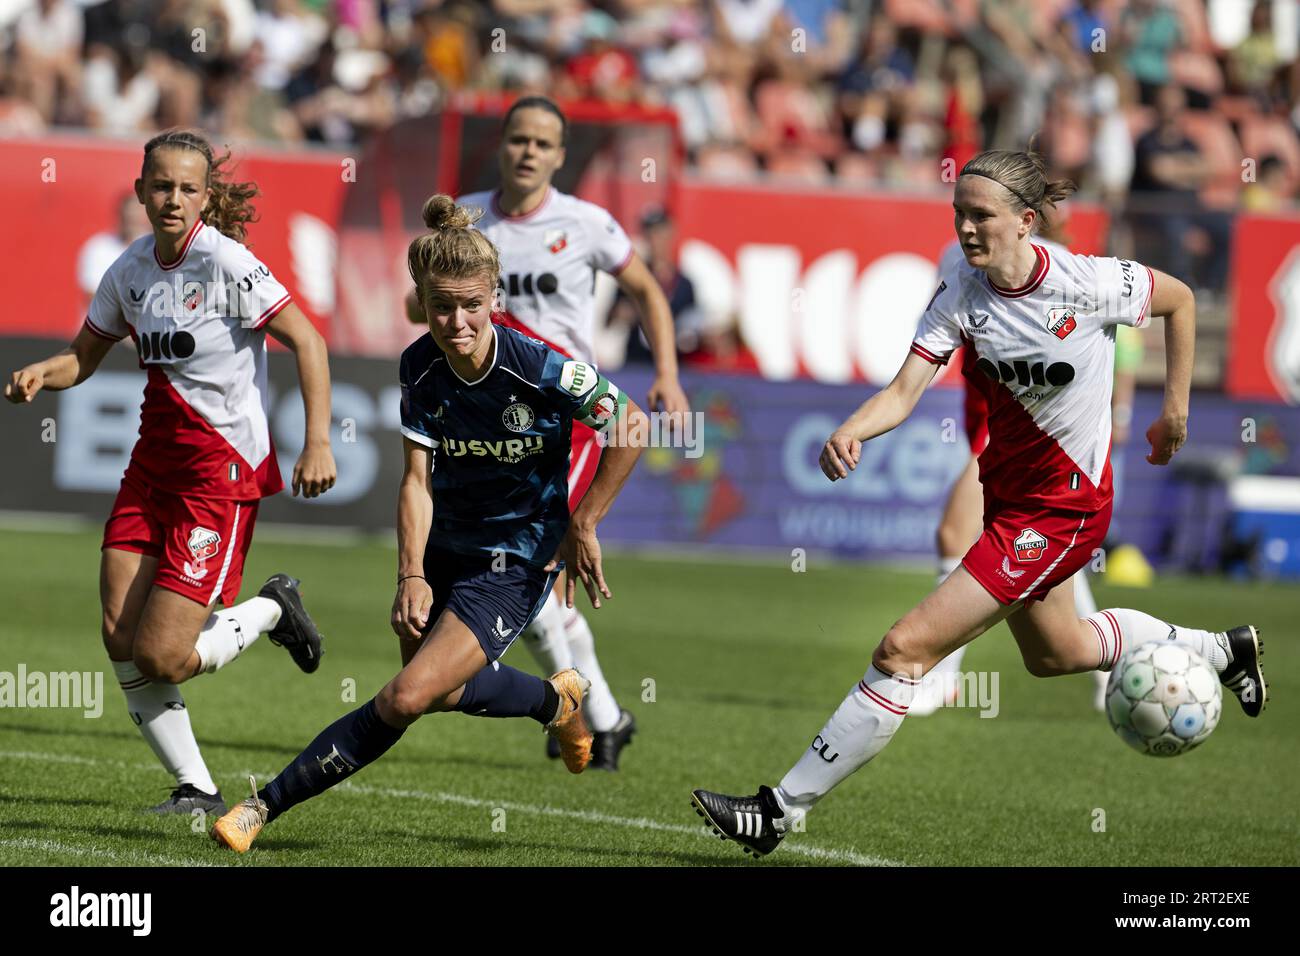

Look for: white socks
[774,665,917,831]
[521,590,574,672]
[1084,608,1229,672]
[565,608,619,732]
[193,596,279,674]
[112,659,218,795]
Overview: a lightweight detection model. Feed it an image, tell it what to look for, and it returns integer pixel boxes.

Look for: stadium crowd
[2,0,1299,292]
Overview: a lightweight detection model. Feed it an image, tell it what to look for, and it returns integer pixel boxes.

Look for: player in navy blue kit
[210,195,647,852]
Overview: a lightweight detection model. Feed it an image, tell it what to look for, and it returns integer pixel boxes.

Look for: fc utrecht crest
[1046,307,1077,340]
[544,229,568,254]
[184,526,222,580]
[1013,528,1047,562]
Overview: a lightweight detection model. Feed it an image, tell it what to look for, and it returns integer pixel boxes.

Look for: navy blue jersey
[399,325,626,567]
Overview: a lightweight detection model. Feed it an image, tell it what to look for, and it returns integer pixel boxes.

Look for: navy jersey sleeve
[538,351,628,431]
[398,337,441,448]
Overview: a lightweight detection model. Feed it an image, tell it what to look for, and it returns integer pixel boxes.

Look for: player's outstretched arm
[549,397,649,609]
[821,350,939,481]
[392,436,434,640]
[266,303,337,498]
[4,324,116,404]
[614,253,690,416]
[1143,267,1194,466]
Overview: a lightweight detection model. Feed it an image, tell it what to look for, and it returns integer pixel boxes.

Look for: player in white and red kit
[5,130,337,814]
[405,97,690,770]
[914,235,1109,715]
[691,150,1267,857]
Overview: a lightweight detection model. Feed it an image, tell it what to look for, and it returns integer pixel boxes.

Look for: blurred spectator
[0,54,47,134]
[712,0,784,47]
[778,0,853,77]
[77,191,152,309]
[1227,1,1280,107]
[416,0,480,92]
[557,9,642,103]
[252,0,327,92]
[1086,68,1136,209]
[13,0,83,124]
[1120,0,1182,106]
[1129,83,1233,290]
[836,14,914,154]
[81,42,162,134]
[1241,154,1292,212]
[607,206,701,366]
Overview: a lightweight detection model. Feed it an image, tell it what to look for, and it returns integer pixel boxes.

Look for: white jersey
[911,242,1154,511]
[85,219,292,499]
[458,187,633,363]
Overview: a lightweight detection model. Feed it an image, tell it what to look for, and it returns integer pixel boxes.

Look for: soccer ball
[1105,641,1222,757]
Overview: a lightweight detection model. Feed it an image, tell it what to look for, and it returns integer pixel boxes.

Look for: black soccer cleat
[146,784,226,816]
[691,784,786,858]
[1218,625,1267,717]
[259,574,324,674]
[590,709,636,771]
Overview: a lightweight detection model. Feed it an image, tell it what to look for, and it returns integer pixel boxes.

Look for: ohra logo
[1046,307,1076,340]
[502,402,534,432]
[1014,528,1047,562]
[499,272,559,296]
[136,329,196,362]
[977,357,1075,387]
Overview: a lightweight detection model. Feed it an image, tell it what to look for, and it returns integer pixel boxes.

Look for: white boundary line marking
[0,750,903,867]
[0,837,225,867]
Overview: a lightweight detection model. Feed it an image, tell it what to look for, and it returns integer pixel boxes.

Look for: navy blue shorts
[421,549,559,662]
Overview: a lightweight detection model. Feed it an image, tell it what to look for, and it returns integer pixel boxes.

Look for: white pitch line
[0,837,225,868]
[0,749,903,867]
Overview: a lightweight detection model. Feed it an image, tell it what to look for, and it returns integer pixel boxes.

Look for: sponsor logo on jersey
[237,264,272,292]
[1046,307,1077,340]
[502,401,535,432]
[494,616,514,639]
[182,281,204,313]
[560,361,596,397]
[128,287,146,303]
[967,312,991,335]
[136,329,197,363]
[441,435,545,464]
[925,281,947,312]
[1119,259,1135,297]
[976,357,1076,388]
[543,229,568,254]
[1013,529,1047,562]
[500,272,558,296]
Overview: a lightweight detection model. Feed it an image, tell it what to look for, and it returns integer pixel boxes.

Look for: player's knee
[132,644,186,684]
[101,614,134,660]
[874,622,925,679]
[381,678,434,723]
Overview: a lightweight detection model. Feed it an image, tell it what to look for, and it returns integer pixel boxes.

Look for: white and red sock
[773,665,918,830]
[193,596,279,674]
[1084,608,1228,672]
[564,609,619,733]
[112,659,218,794]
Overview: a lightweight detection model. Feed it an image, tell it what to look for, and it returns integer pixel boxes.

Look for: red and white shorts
[962,493,1112,606]
[103,471,259,607]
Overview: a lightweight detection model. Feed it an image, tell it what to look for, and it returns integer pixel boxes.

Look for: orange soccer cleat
[545,669,593,773]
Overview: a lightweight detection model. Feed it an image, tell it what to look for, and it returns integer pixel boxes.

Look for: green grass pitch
[0,525,1295,867]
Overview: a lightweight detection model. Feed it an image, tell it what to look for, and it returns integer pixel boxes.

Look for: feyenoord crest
[544,229,568,254]
[1013,528,1047,562]
[183,526,222,580]
[502,401,534,432]
[183,281,204,313]
[1046,307,1077,340]
[589,392,618,426]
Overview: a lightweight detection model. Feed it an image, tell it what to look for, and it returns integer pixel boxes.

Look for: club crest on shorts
[1013,528,1047,562]
[1046,307,1077,340]
[184,527,222,580]
[502,402,534,432]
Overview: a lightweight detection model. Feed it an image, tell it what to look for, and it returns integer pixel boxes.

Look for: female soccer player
[690,150,1267,857]
[209,196,647,852]
[4,129,336,815]
[406,96,690,770]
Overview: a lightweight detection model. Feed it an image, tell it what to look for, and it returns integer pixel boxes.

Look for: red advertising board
[0,134,346,342]
[1226,214,1300,404]
[0,134,1112,388]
